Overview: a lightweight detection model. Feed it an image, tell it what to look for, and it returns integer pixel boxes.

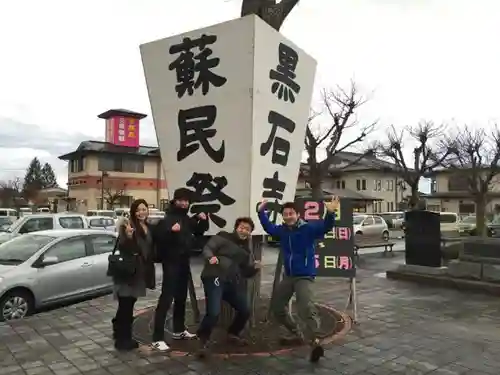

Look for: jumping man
[257,196,339,363]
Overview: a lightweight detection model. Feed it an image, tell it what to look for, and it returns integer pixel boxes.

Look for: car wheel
[382,231,390,241]
[0,289,34,322]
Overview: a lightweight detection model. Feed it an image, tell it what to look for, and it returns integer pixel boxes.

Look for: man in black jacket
[196,217,261,358]
[151,188,209,351]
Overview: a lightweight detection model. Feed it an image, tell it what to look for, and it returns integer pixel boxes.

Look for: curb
[133,302,352,358]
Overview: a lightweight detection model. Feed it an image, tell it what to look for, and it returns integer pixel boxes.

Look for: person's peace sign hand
[123,220,134,238]
[325,196,340,213]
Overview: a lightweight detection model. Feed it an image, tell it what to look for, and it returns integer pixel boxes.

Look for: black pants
[152,259,190,341]
[197,276,250,341]
[114,296,137,340]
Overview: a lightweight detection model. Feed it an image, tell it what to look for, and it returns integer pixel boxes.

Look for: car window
[353,216,365,225]
[440,214,458,223]
[89,218,104,227]
[363,217,374,225]
[59,216,85,229]
[44,238,87,263]
[373,217,384,224]
[90,235,117,255]
[0,235,56,264]
[20,217,54,233]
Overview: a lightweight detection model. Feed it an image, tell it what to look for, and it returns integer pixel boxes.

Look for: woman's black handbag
[107,235,137,281]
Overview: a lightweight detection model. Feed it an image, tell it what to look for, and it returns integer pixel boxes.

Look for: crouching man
[196,217,261,358]
[257,197,339,363]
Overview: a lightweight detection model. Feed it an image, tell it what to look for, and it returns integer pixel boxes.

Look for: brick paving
[1,251,500,375]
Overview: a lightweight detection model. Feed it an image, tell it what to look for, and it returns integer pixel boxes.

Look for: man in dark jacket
[258,197,338,363]
[151,188,209,351]
[195,217,261,358]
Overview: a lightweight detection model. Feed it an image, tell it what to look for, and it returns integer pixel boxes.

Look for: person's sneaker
[172,330,197,340]
[309,339,324,363]
[227,334,249,346]
[151,341,170,352]
[196,339,210,359]
[114,339,139,351]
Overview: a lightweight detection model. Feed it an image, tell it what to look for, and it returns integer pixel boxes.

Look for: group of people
[111,187,338,363]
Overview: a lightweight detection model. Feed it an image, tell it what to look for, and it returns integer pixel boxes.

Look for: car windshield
[0,235,55,264]
[100,211,115,218]
[461,216,476,224]
[353,216,365,225]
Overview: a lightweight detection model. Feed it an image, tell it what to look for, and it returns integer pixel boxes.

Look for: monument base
[386,267,500,296]
[395,264,448,276]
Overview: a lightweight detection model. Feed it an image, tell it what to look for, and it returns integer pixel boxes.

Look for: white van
[0,208,18,219]
[36,207,50,213]
[86,210,116,218]
[439,212,460,237]
[18,207,33,217]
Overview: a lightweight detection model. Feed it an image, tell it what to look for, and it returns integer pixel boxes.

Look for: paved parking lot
[1,251,500,375]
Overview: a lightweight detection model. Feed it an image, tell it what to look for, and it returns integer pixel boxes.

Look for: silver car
[87,216,117,232]
[0,229,117,321]
[353,214,390,241]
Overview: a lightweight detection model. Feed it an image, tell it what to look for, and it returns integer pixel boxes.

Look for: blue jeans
[197,276,250,340]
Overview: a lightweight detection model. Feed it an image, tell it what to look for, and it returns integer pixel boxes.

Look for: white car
[0,213,89,245]
[86,216,117,232]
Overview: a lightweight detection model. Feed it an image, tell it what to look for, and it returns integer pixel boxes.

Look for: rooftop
[58,140,160,160]
[97,108,147,120]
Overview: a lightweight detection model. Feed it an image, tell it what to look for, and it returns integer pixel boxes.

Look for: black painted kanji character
[269,42,301,103]
[186,172,235,228]
[169,34,227,98]
[260,111,296,166]
[177,105,225,163]
[262,171,286,223]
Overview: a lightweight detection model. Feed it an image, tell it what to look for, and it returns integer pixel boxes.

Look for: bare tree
[103,189,124,209]
[441,125,500,236]
[304,82,377,200]
[0,178,23,208]
[378,121,450,209]
[241,0,300,30]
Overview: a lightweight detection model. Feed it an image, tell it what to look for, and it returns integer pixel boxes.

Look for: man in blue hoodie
[257,197,338,362]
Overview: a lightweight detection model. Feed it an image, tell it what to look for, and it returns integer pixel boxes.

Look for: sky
[1,0,499,192]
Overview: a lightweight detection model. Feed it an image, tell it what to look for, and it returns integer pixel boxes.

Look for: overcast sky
[1,0,499,191]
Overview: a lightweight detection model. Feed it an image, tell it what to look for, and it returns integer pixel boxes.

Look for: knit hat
[173,187,192,202]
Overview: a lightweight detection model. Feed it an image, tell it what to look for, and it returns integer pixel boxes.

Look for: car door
[86,234,117,291]
[18,217,54,234]
[32,236,94,304]
[362,216,376,236]
[373,216,386,237]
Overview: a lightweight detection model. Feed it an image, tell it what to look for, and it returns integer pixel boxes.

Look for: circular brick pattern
[132,298,352,357]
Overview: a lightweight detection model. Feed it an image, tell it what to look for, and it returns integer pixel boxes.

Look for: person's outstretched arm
[257,200,280,237]
[308,211,336,239]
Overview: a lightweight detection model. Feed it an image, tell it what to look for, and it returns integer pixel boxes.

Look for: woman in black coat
[112,199,156,351]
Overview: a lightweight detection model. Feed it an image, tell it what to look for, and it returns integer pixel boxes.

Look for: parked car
[0,229,117,321]
[379,212,404,229]
[86,216,116,232]
[0,217,15,231]
[86,210,116,218]
[353,214,390,241]
[459,215,477,235]
[0,213,89,245]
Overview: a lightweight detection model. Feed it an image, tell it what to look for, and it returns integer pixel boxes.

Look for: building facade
[299,151,408,213]
[426,170,500,214]
[59,141,168,213]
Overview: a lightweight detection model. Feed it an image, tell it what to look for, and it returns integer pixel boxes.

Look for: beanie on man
[173,188,192,202]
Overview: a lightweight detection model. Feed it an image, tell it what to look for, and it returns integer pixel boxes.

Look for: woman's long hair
[129,199,149,238]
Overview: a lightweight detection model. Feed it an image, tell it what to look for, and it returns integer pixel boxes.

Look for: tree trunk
[475,195,487,237]
[219,236,263,328]
[240,0,300,31]
[409,184,420,209]
[308,163,324,201]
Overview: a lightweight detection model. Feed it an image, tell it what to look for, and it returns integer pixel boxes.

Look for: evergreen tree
[41,163,58,188]
[22,157,44,198]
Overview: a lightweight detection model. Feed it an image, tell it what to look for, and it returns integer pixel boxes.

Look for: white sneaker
[172,330,197,340]
[151,341,170,351]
